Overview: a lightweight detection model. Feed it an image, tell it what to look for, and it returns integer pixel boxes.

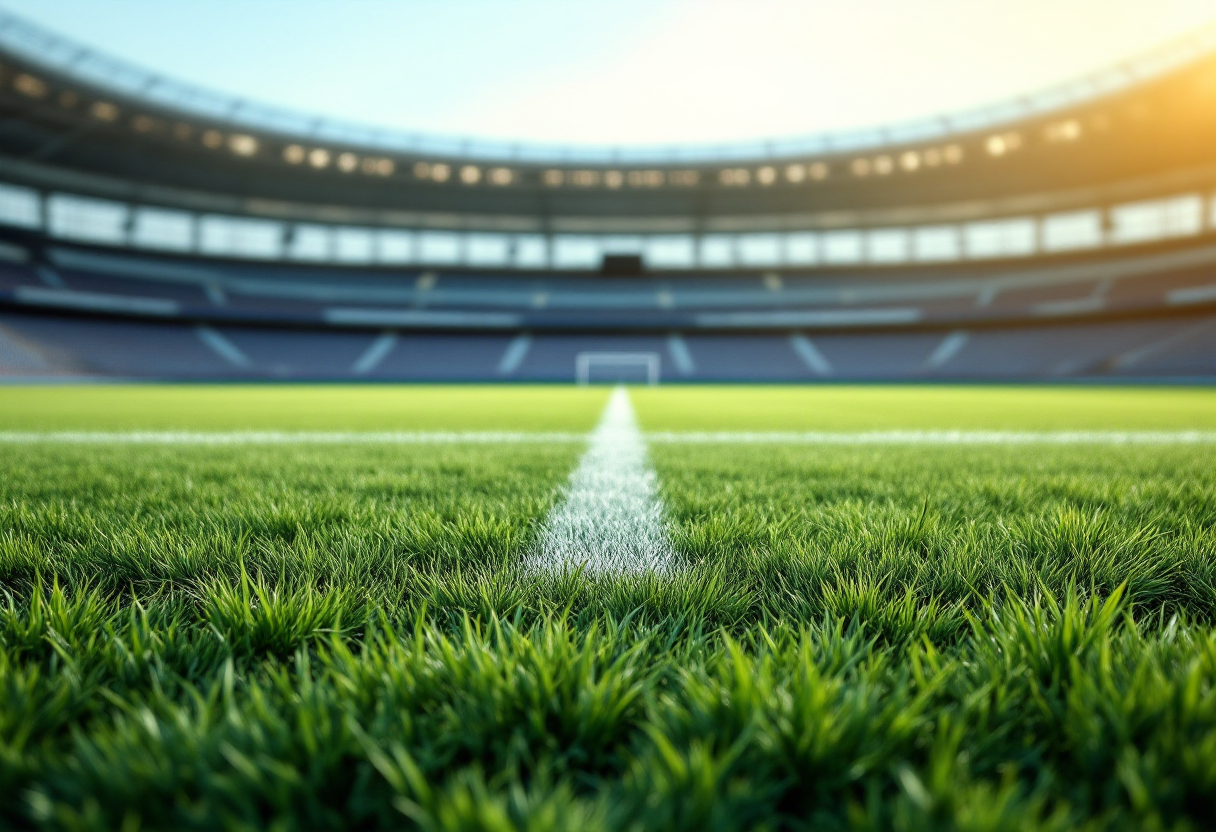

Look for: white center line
[529,386,675,575]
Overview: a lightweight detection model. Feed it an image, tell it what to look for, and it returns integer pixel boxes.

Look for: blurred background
[1,0,1216,383]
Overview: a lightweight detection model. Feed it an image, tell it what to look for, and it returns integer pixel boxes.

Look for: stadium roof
[2,8,1216,166]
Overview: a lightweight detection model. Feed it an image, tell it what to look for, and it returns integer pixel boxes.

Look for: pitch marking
[0,431,584,444]
[528,386,675,575]
[646,430,1216,444]
[2,430,1213,445]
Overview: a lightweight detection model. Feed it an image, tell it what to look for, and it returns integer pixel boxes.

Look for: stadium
[2,3,1216,830]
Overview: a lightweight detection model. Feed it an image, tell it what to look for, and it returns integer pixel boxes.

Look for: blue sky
[4,0,1216,146]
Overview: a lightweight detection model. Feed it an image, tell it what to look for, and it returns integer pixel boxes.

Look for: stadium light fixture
[604,170,623,189]
[460,165,482,184]
[201,129,224,148]
[489,167,513,186]
[628,170,665,187]
[785,164,806,183]
[283,144,306,164]
[757,166,777,185]
[986,132,1022,157]
[900,151,920,172]
[543,170,564,186]
[362,157,394,176]
[92,101,120,122]
[923,148,942,167]
[14,73,46,98]
[851,158,871,177]
[337,152,359,172]
[873,155,894,175]
[229,134,259,156]
[430,163,450,182]
[944,144,963,164]
[808,162,829,180]
[1045,119,1082,142]
[308,148,330,168]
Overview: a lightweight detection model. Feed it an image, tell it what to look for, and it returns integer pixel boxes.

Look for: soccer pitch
[2,384,1216,830]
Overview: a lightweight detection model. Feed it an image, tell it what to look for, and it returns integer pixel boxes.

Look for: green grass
[1,385,1215,830]
[632,385,1216,430]
[0,385,609,431]
[7,383,1216,433]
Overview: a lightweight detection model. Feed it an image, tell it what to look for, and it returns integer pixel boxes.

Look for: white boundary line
[1,430,1214,445]
[528,387,675,575]
[0,431,585,444]
[646,431,1216,444]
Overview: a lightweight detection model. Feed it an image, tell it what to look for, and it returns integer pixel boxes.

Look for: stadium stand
[0,11,1215,381]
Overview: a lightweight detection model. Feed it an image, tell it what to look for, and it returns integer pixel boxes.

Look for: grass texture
[1,385,1215,830]
[0,385,609,431]
[5,383,1216,433]
[632,385,1216,431]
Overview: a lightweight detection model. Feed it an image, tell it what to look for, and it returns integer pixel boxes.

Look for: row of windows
[0,184,1209,270]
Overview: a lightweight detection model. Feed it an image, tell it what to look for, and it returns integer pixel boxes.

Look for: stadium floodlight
[576,352,660,386]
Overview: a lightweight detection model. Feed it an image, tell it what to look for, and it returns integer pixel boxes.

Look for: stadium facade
[1,12,1215,381]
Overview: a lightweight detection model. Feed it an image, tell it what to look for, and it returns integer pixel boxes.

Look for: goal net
[575,352,660,386]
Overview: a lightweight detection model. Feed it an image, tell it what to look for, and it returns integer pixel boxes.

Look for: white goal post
[575,352,661,386]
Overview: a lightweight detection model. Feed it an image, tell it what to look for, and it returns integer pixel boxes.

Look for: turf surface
[0,385,609,431]
[632,385,1216,430]
[1,384,1215,831]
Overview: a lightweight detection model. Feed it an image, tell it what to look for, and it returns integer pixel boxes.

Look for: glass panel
[1109,195,1203,245]
[287,225,332,261]
[0,184,42,229]
[697,235,734,268]
[512,235,549,268]
[198,215,282,259]
[466,233,511,266]
[963,218,1036,258]
[47,194,128,244]
[417,231,461,265]
[738,233,782,266]
[376,230,415,264]
[866,229,910,263]
[822,231,863,264]
[551,235,601,269]
[912,226,960,261]
[131,207,193,251]
[1041,210,1103,252]
[600,235,644,254]
[645,235,695,269]
[334,227,376,263]
[784,232,819,265]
